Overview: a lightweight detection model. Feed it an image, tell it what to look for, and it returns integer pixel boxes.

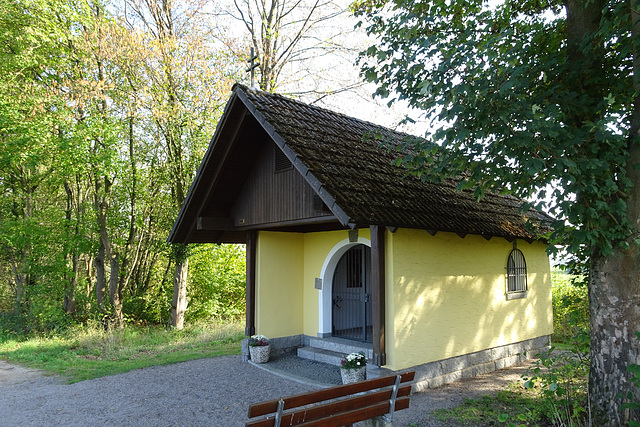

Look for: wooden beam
[197,217,235,231]
[370,225,386,367]
[246,230,257,336]
[237,215,339,230]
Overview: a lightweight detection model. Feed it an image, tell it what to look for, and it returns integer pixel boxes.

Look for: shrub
[186,244,246,322]
[551,269,589,347]
[523,346,589,426]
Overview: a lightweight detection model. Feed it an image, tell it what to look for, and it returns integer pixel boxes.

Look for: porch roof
[168,84,553,244]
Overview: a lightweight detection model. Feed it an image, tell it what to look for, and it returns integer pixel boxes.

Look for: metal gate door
[331,245,372,342]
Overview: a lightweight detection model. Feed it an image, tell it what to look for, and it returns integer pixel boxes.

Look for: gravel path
[0,355,533,426]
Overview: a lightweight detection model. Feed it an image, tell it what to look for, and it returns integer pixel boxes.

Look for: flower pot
[341,367,366,384]
[249,344,270,364]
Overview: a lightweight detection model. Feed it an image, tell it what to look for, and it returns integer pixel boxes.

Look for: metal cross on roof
[246,47,260,89]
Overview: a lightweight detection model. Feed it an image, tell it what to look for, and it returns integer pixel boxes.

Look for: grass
[431,384,555,426]
[0,320,245,383]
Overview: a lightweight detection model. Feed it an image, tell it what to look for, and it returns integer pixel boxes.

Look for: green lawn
[0,321,244,383]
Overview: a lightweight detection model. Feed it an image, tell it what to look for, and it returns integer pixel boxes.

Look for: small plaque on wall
[315,278,322,290]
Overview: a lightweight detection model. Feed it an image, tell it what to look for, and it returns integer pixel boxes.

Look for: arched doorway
[331,244,372,342]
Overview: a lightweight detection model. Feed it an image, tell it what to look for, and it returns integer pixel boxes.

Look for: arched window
[507,249,527,298]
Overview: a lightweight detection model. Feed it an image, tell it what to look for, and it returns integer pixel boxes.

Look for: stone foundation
[409,335,551,391]
[242,333,550,391]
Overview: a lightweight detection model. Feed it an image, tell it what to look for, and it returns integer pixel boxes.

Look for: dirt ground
[0,356,534,426]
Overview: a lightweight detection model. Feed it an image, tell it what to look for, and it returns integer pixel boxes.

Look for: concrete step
[297,346,344,366]
[298,337,374,368]
[296,345,379,378]
[307,337,374,360]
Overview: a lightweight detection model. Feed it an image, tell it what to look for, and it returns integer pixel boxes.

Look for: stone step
[296,346,378,373]
[297,346,344,366]
[306,337,374,360]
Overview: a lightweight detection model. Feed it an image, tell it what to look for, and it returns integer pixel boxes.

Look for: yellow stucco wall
[255,228,552,372]
[256,229,372,339]
[386,228,553,371]
[255,231,304,338]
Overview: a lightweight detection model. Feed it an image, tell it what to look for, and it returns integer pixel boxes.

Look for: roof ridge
[233,83,418,142]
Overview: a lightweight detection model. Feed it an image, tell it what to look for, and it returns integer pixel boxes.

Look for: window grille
[274,147,292,173]
[507,249,527,294]
[313,195,332,214]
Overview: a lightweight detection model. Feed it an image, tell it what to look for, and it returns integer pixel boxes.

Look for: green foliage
[186,244,246,322]
[355,0,635,259]
[0,0,244,332]
[522,347,589,426]
[0,320,244,382]
[622,361,640,426]
[432,347,589,426]
[620,332,640,424]
[551,269,589,346]
[0,312,27,339]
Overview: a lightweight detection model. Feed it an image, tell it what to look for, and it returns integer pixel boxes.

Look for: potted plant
[249,334,270,363]
[340,351,367,384]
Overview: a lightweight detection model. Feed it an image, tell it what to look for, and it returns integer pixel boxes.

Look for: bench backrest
[246,371,415,427]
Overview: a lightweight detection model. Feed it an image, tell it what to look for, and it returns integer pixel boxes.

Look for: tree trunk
[563,0,640,423]
[63,180,78,314]
[109,253,124,328]
[590,3,640,424]
[589,250,640,425]
[64,253,78,314]
[94,242,106,310]
[170,258,188,329]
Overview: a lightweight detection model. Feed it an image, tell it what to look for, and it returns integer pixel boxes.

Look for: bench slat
[246,385,411,427]
[247,371,415,418]
[247,396,411,427]
[297,398,411,427]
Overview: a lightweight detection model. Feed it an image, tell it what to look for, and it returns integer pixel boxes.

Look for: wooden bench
[245,371,415,427]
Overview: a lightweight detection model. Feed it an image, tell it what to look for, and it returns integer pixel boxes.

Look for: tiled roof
[237,84,552,241]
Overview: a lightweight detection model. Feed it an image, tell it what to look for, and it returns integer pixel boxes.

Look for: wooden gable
[169,84,553,245]
[168,89,344,244]
[231,141,335,229]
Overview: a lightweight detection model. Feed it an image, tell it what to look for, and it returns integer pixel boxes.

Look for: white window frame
[506,248,527,300]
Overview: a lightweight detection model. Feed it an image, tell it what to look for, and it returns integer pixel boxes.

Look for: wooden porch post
[370,225,386,366]
[246,230,257,336]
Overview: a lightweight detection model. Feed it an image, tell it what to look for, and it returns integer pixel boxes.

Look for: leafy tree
[0,0,245,330]
[0,0,96,325]
[117,0,240,328]
[356,0,640,423]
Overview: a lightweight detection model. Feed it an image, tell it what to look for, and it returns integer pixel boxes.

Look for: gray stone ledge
[411,335,550,392]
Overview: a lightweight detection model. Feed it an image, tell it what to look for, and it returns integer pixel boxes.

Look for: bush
[0,311,27,341]
[186,244,246,322]
[523,346,589,426]
[551,269,589,347]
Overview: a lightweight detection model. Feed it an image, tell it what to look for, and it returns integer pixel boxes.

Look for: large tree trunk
[590,3,640,424]
[589,250,640,424]
[170,258,188,329]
